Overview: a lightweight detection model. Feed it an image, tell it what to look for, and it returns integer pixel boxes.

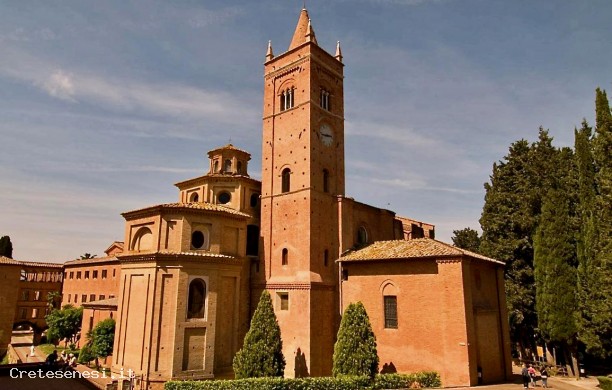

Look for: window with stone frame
[187,278,206,319]
[320,89,331,111]
[281,168,291,193]
[280,87,295,111]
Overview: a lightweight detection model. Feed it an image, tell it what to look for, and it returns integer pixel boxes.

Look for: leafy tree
[47,291,62,310]
[45,305,83,347]
[78,344,95,365]
[451,228,481,253]
[233,290,285,378]
[0,236,13,258]
[80,253,97,259]
[333,301,379,378]
[89,318,115,369]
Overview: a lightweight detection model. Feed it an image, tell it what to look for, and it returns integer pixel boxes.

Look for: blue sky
[1,0,611,262]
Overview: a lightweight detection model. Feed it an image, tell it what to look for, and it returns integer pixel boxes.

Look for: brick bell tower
[255,8,345,377]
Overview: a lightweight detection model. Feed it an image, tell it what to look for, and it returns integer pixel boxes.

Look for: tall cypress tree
[581,89,612,358]
[233,290,285,378]
[0,236,13,258]
[333,301,379,378]
[534,148,579,373]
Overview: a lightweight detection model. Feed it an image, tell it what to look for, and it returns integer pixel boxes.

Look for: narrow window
[214,160,219,173]
[20,308,27,319]
[93,270,98,279]
[187,279,206,319]
[282,248,288,266]
[32,308,38,319]
[357,226,369,246]
[342,269,349,281]
[323,169,330,193]
[281,168,291,193]
[34,291,40,300]
[77,271,81,279]
[384,296,398,329]
[237,161,243,174]
[90,294,95,302]
[324,249,329,267]
[224,159,232,173]
[69,271,74,279]
[21,290,29,301]
[280,88,295,111]
[82,294,87,303]
[278,292,289,311]
[250,193,259,208]
[85,271,90,279]
[321,89,330,111]
[67,294,71,303]
[74,295,78,303]
[102,270,107,279]
[247,225,259,256]
[113,269,116,277]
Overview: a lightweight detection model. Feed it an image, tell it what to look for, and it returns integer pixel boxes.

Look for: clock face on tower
[319,124,334,147]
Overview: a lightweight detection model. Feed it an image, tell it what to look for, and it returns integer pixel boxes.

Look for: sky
[1,0,611,262]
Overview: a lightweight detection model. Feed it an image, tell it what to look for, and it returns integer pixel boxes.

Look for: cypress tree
[233,290,285,378]
[0,236,13,258]
[581,88,612,358]
[333,301,379,378]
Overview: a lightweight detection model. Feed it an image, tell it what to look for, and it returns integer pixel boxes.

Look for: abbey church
[0,8,512,389]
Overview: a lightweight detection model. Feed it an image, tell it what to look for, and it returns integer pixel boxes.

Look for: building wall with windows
[338,239,512,387]
[62,257,121,310]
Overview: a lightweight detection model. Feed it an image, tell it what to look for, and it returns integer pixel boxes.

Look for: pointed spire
[289,8,317,50]
[335,41,343,62]
[266,40,274,61]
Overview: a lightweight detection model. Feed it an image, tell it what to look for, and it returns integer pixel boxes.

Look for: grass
[37,343,77,356]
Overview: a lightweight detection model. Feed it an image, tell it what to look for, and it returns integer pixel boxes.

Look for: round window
[218,192,231,204]
[191,231,205,249]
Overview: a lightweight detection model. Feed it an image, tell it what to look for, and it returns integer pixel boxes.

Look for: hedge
[597,376,612,390]
[165,372,441,390]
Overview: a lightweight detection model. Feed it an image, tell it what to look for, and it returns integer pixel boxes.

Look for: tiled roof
[339,238,504,265]
[64,255,119,266]
[122,202,251,218]
[0,256,64,268]
[118,250,237,260]
[83,297,118,308]
[208,143,251,155]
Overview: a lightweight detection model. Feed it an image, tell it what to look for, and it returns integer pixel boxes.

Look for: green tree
[333,301,379,378]
[451,228,481,253]
[45,305,83,347]
[233,290,285,378]
[479,128,559,357]
[89,318,115,369]
[47,291,62,310]
[78,344,95,365]
[580,88,612,358]
[534,179,579,374]
[0,236,13,258]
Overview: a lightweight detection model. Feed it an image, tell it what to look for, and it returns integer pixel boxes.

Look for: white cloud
[42,70,76,101]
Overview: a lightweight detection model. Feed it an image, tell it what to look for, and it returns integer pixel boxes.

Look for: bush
[598,376,612,390]
[164,372,440,390]
[78,344,95,364]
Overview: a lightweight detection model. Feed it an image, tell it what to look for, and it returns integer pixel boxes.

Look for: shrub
[233,291,285,378]
[78,344,95,364]
[165,372,440,390]
[333,302,378,378]
[598,376,612,390]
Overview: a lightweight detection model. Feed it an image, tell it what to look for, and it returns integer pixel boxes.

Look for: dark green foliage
[480,129,559,352]
[597,376,612,390]
[579,88,612,358]
[0,236,13,258]
[46,291,62,310]
[45,305,83,347]
[451,228,481,253]
[164,372,440,390]
[78,344,95,364]
[333,302,378,378]
[90,318,115,359]
[534,184,578,344]
[233,290,285,379]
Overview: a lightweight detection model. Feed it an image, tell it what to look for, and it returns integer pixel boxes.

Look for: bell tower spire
[288,8,315,50]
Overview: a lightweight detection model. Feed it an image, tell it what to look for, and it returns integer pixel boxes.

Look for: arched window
[187,279,206,319]
[224,159,232,173]
[280,87,295,111]
[320,89,330,111]
[282,248,288,266]
[237,161,243,174]
[323,169,330,193]
[189,192,199,202]
[281,168,291,193]
[213,160,219,173]
[356,226,368,246]
[131,227,153,252]
[250,193,259,208]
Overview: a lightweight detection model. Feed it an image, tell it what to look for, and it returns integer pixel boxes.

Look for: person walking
[540,366,549,388]
[528,365,537,388]
[522,364,531,390]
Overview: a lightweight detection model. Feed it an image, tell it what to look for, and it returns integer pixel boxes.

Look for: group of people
[45,349,78,370]
[522,364,549,389]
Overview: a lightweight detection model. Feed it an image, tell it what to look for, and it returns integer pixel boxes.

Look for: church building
[0,8,511,389]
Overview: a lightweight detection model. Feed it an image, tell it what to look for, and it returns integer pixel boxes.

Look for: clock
[319,124,334,147]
